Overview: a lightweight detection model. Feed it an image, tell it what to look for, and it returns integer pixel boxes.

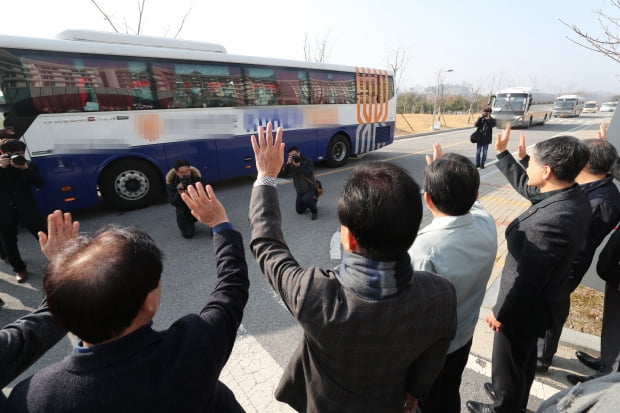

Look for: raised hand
[250,122,285,177]
[425,142,443,165]
[597,123,608,140]
[38,210,80,260]
[181,183,229,228]
[517,133,527,160]
[495,123,512,153]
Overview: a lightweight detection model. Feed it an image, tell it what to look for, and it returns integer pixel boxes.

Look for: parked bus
[583,101,598,113]
[553,95,585,117]
[0,30,395,212]
[489,87,554,128]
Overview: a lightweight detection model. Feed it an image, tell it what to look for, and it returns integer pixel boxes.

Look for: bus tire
[99,159,164,210]
[326,134,350,168]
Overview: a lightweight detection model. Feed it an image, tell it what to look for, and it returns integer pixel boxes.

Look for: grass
[395,113,477,136]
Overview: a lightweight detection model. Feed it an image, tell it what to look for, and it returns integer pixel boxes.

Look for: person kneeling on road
[166,159,204,238]
[278,146,319,220]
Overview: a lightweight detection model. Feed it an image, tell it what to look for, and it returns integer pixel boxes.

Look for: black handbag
[470,129,481,143]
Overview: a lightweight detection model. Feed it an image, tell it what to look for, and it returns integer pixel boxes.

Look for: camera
[291,155,301,163]
[180,175,198,189]
[4,153,27,166]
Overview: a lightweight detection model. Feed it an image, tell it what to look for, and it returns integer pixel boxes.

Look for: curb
[394,126,473,140]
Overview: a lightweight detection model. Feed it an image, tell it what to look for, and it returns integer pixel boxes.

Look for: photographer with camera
[166,159,204,238]
[0,139,46,283]
[278,146,319,220]
[474,107,497,169]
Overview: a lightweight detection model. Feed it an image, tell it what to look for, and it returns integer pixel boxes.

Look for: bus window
[152,62,244,108]
[309,72,356,104]
[245,67,278,106]
[274,69,310,105]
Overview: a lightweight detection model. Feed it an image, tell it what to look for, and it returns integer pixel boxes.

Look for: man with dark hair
[410,145,497,413]
[249,123,457,413]
[535,137,620,375]
[0,138,46,283]
[7,183,249,413]
[166,159,203,238]
[278,146,319,220]
[467,125,592,413]
[563,126,620,384]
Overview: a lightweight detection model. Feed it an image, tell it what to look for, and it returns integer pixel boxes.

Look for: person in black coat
[278,146,319,220]
[535,137,620,373]
[474,108,497,169]
[166,159,203,238]
[467,125,591,413]
[0,139,46,283]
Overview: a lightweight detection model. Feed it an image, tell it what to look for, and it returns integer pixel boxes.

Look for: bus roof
[494,87,548,94]
[0,30,391,75]
[555,94,584,100]
[56,29,227,53]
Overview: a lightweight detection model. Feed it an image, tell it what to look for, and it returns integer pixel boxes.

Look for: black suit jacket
[493,151,591,337]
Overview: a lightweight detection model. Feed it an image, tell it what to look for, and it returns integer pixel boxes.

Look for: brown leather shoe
[16,270,28,283]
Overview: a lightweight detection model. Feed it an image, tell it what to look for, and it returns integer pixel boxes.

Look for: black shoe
[480,165,485,169]
[575,351,601,371]
[535,360,550,373]
[466,400,494,413]
[567,374,595,385]
[311,212,318,220]
[0,297,4,307]
[483,382,497,402]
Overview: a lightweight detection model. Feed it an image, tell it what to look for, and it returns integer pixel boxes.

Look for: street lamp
[431,69,454,130]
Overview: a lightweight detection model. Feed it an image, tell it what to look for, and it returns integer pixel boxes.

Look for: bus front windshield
[555,100,576,109]
[492,94,527,113]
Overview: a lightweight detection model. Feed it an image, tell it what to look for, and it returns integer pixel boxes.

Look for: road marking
[466,354,562,401]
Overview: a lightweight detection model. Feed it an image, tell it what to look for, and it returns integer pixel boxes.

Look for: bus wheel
[326,134,350,168]
[100,159,163,210]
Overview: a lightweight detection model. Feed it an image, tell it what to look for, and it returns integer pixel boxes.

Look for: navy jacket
[7,229,249,413]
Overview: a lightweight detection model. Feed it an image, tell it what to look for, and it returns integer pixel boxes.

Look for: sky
[1,0,618,99]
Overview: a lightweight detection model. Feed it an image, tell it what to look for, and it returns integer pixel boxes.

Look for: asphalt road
[0,112,612,411]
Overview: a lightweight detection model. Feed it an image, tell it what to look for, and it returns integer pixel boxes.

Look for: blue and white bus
[0,30,395,212]
[489,87,554,128]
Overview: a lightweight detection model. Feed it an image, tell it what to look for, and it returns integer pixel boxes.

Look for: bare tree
[90,0,191,37]
[304,31,331,63]
[386,48,409,95]
[561,1,620,64]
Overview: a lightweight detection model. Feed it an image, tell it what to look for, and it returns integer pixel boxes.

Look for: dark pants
[295,190,317,214]
[175,206,196,238]
[0,207,46,273]
[537,279,579,366]
[491,328,537,413]
[420,339,472,413]
[600,282,620,374]
[476,143,489,167]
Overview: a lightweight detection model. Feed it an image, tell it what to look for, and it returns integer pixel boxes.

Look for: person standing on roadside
[466,124,591,413]
[475,108,496,169]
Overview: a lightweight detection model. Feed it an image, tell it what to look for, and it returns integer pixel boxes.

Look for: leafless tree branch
[90,0,119,32]
[560,0,620,65]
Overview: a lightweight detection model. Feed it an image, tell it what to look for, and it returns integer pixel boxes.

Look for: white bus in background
[553,95,585,117]
[490,87,555,128]
[583,101,599,113]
